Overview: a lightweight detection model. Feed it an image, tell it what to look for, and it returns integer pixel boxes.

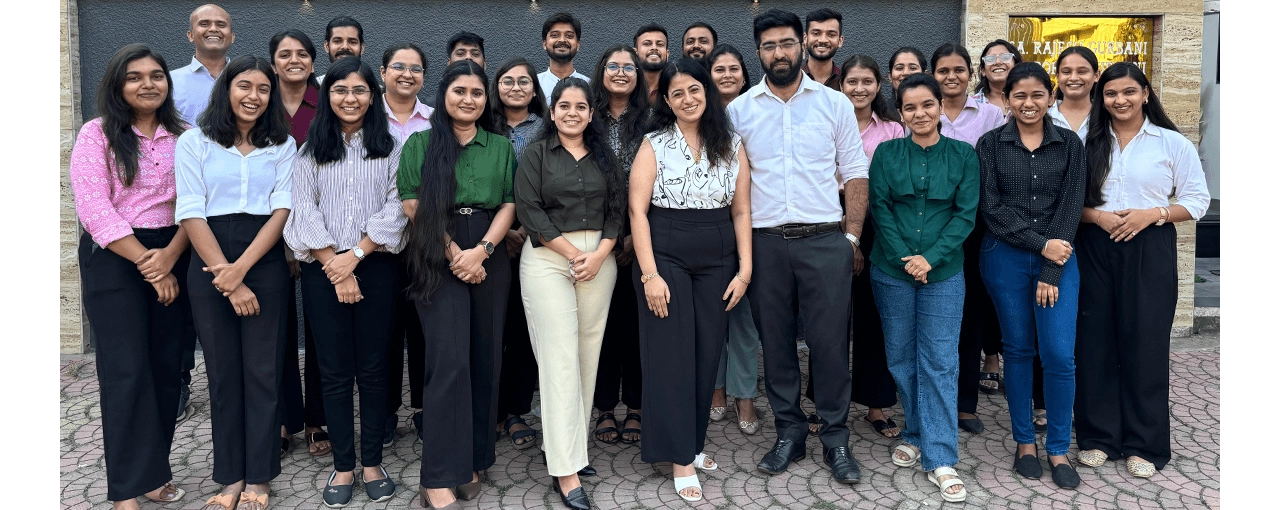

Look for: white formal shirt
[174,129,297,221]
[1095,118,1209,219]
[646,127,742,209]
[726,74,868,228]
[538,68,590,106]
[171,55,230,125]
[1047,101,1089,141]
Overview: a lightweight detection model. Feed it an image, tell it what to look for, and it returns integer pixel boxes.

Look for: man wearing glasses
[537,12,590,105]
[446,31,486,69]
[726,9,868,484]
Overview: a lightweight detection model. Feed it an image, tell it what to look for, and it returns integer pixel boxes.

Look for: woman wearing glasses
[972,39,1023,115]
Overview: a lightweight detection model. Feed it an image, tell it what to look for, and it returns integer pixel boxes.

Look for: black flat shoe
[1014,449,1043,479]
[959,417,984,434]
[412,410,424,441]
[578,464,597,477]
[1050,462,1080,488]
[823,446,861,484]
[551,477,591,510]
[364,466,396,502]
[322,470,354,508]
[757,438,805,475]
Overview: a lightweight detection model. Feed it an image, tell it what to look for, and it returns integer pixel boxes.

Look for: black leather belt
[753,221,841,239]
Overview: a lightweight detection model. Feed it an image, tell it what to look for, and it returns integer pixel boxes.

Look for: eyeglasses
[500,77,534,89]
[330,86,371,97]
[981,52,1015,64]
[605,63,637,75]
[387,62,424,74]
[759,40,800,53]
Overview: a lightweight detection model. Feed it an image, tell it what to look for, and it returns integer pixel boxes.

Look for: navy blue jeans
[979,236,1079,456]
[870,266,963,471]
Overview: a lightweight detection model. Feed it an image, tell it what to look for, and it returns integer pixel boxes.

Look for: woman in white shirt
[1046,46,1099,141]
[174,55,296,510]
[1075,62,1210,480]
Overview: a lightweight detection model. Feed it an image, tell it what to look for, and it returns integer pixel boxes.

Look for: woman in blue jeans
[867,73,978,503]
[974,62,1087,489]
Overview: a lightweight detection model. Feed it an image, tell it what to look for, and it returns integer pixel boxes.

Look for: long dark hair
[1084,63,1176,208]
[974,39,1022,96]
[1053,45,1099,101]
[840,54,900,122]
[197,55,291,148]
[268,30,320,90]
[707,44,751,96]
[590,45,649,149]
[96,44,186,187]
[542,78,627,236]
[489,57,547,136]
[404,60,493,300]
[301,57,395,165]
[650,59,734,170]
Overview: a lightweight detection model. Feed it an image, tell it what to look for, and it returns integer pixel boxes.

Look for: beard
[547,44,577,64]
[330,50,355,63]
[807,45,835,62]
[639,59,667,72]
[764,54,803,87]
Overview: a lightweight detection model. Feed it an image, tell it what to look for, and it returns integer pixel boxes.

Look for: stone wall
[60,0,85,353]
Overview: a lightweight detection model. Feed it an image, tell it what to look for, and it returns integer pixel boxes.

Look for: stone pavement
[61,335,1219,510]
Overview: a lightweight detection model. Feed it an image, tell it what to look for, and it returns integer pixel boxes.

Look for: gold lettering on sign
[1007,17,1154,88]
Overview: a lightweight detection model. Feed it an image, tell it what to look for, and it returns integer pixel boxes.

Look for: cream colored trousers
[520,230,617,477]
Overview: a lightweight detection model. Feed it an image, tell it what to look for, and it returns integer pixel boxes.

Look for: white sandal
[692,452,718,471]
[1127,457,1156,478]
[928,466,967,503]
[892,443,920,468]
[673,473,702,502]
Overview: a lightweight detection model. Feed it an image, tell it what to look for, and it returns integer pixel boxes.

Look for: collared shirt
[646,127,742,209]
[975,121,1087,286]
[284,131,407,262]
[172,55,230,125]
[801,61,842,90]
[941,96,1006,148]
[174,130,297,221]
[726,74,869,228]
[868,135,979,283]
[286,85,320,148]
[1095,118,1209,219]
[537,68,591,106]
[1046,101,1089,141]
[971,91,1010,114]
[70,118,183,247]
[396,127,516,208]
[505,113,544,159]
[515,136,622,246]
[383,95,434,143]
[860,112,906,160]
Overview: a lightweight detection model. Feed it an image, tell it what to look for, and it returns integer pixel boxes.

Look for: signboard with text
[1007,17,1155,88]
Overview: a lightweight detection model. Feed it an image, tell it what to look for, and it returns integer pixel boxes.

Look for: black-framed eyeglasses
[388,62,424,74]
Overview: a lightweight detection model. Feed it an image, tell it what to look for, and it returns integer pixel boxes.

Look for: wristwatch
[478,240,495,256]
[844,232,860,248]
[352,246,366,261]
[641,272,660,284]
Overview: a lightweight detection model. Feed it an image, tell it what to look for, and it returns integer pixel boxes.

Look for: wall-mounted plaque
[1007,17,1155,87]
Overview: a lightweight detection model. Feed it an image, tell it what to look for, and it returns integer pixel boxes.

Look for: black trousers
[751,228,853,449]
[188,214,290,485]
[959,222,1000,415]
[281,276,326,434]
[418,210,510,487]
[496,252,538,419]
[80,228,187,501]
[1075,223,1177,469]
[596,255,643,413]
[388,253,426,415]
[636,207,735,465]
[301,253,396,471]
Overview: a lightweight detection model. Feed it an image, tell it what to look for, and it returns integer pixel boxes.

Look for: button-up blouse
[1094,119,1209,219]
[284,131,407,262]
[383,95,434,143]
[395,127,516,208]
[70,118,182,247]
[172,55,229,125]
[515,136,622,246]
[506,113,544,159]
[286,85,320,148]
[941,96,1006,147]
[174,130,297,221]
[868,135,979,283]
[646,127,742,209]
[975,121,1087,286]
[1046,101,1089,141]
[860,112,906,160]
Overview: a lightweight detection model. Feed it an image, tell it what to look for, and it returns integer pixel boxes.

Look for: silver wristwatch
[352,246,366,261]
[845,232,860,248]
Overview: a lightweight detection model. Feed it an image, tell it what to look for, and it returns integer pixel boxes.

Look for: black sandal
[978,372,1003,394]
[503,415,538,449]
[807,413,827,436]
[593,411,620,444]
[280,436,291,458]
[619,412,642,445]
[864,416,901,438]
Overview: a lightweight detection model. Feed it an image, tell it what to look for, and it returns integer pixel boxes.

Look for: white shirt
[645,127,742,209]
[1047,101,1089,141]
[726,74,868,228]
[174,129,297,221]
[538,68,590,106]
[171,55,230,125]
[1096,119,1209,219]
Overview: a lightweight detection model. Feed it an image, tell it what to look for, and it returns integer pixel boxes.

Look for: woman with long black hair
[397,60,516,509]
[175,55,296,510]
[71,43,190,510]
[1074,62,1209,479]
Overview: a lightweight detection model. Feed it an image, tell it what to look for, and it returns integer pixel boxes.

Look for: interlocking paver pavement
[61,336,1219,509]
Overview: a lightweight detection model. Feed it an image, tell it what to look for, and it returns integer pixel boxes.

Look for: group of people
[71,3,1209,510]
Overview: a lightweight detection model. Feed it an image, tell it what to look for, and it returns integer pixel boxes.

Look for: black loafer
[958,417,984,434]
[551,477,591,510]
[322,470,354,508]
[1014,452,1043,479]
[757,438,806,475]
[823,446,861,484]
[1050,462,1080,489]
[577,464,597,477]
[364,466,397,502]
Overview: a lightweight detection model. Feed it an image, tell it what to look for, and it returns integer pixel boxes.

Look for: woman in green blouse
[397,60,517,510]
[867,73,979,503]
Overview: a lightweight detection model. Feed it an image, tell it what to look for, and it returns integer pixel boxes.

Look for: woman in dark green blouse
[867,73,978,503]
[396,60,516,510]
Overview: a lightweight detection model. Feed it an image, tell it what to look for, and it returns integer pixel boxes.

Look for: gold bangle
[736,272,751,284]
[641,272,660,284]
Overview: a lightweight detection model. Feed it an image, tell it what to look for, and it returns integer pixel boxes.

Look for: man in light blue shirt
[171,4,234,125]
[537,12,589,106]
[725,8,869,485]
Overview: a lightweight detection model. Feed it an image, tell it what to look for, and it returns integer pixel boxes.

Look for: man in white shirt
[537,12,589,105]
[171,3,234,125]
[725,8,869,485]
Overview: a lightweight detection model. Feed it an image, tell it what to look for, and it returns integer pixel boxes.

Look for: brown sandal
[203,493,239,510]
[144,482,185,502]
[236,491,269,510]
[306,430,332,457]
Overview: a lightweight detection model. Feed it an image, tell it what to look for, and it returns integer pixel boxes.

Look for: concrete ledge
[1193,306,1220,334]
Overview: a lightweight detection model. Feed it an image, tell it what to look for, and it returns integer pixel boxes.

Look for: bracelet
[641,272,660,284]
[736,272,751,284]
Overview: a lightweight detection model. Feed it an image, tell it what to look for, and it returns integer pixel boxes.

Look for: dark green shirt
[515,137,621,247]
[396,127,516,208]
[868,135,980,283]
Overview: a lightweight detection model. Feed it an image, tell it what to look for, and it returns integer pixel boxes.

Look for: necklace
[693,149,702,165]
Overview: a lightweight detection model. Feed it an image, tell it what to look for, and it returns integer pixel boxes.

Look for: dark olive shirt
[396,127,516,208]
[515,137,621,247]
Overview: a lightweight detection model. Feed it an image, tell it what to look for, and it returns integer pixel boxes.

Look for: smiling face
[449,43,485,69]
[932,54,970,99]
[603,51,638,98]
[497,66,535,110]
[329,73,372,134]
[122,57,168,116]
[1055,53,1097,101]
[898,85,941,138]
[188,5,234,54]
[272,37,313,87]
[1101,76,1148,125]
[445,74,487,125]
[1008,76,1050,127]
[683,27,714,61]
[325,26,363,63]
[805,19,843,62]
[551,86,592,137]
[229,69,271,126]
[757,26,804,87]
[380,49,425,100]
[980,44,1015,86]
[635,31,669,72]
[543,23,580,64]
[710,53,744,101]
[890,53,923,91]
[665,72,706,126]
[841,66,878,112]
